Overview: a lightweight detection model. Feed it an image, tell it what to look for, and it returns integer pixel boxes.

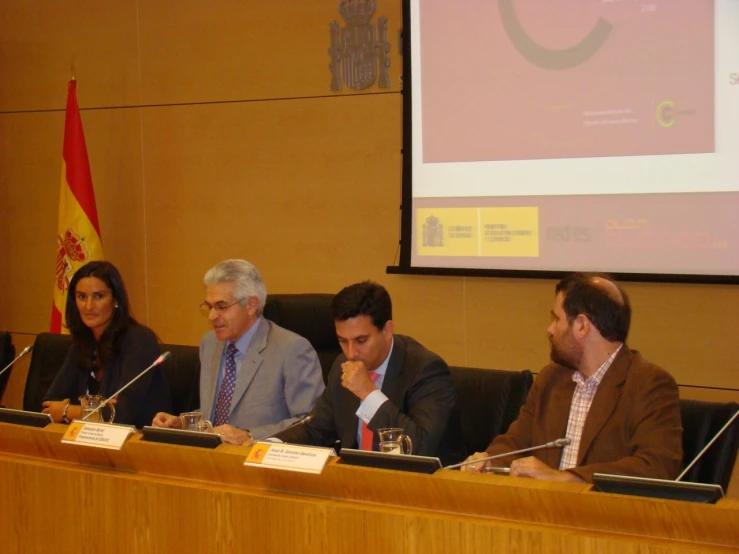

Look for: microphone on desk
[81,351,171,421]
[255,414,314,442]
[677,407,739,482]
[0,344,34,379]
[444,438,571,470]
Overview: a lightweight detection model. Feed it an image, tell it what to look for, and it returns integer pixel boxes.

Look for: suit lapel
[79,370,91,397]
[576,347,631,465]
[228,319,268,416]
[202,340,224,417]
[544,372,576,468]
[370,337,406,449]
[380,337,405,402]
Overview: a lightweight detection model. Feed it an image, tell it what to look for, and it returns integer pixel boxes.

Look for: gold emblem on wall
[329,0,391,91]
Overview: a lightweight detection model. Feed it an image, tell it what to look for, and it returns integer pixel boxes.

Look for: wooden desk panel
[0,423,737,554]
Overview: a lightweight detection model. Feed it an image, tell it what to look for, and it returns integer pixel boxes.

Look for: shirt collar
[573,343,622,387]
[370,338,394,379]
[228,316,262,356]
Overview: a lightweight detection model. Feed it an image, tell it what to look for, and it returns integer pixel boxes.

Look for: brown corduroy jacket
[485,346,683,482]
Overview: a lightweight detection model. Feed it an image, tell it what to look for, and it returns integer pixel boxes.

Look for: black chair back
[263,293,341,383]
[450,366,533,456]
[680,398,739,490]
[160,343,201,415]
[23,332,72,412]
[0,331,16,401]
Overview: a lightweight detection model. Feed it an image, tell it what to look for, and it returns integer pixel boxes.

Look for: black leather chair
[160,343,200,415]
[263,293,341,384]
[0,331,16,401]
[450,366,533,456]
[23,332,73,412]
[679,398,739,490]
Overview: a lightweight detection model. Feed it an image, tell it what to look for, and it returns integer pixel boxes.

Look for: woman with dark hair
[42,261,171,428]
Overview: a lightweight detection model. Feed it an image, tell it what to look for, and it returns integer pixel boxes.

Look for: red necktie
[360,372,381,451]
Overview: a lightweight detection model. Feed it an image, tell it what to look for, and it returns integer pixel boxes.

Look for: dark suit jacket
[276,334,465,466]
[485,346,682,482]
[43,325,172,429]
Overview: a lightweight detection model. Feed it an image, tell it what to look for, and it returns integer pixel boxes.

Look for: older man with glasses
[152,259,325,444]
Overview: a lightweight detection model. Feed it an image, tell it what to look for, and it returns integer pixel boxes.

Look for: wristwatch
[61,403,71,424]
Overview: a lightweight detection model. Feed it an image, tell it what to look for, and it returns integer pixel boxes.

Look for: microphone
[255,414,314,442]
[82,351,171,421]
[0,344,34,379]
[445,437,571,470]
[677,407,739,482]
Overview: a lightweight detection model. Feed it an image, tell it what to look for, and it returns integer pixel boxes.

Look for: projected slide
[403,0,739,278]
[421,0,714,163]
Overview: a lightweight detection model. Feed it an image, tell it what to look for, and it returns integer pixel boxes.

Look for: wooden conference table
[0,423,737,553]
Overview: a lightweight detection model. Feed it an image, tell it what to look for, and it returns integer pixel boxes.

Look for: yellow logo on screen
[656,100,676,128]
[416,207,539,257]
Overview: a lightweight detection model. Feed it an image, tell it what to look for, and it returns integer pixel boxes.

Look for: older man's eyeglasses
[199,299,244,316]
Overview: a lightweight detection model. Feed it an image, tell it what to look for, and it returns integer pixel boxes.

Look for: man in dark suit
[463,273,683,482]
[275,281,464,466]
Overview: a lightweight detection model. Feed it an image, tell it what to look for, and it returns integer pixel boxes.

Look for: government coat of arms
[56,228,90,292]
[422,215,444,247]
[329,0,391,91]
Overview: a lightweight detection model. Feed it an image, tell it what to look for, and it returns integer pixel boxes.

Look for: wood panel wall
[1,2,737,407]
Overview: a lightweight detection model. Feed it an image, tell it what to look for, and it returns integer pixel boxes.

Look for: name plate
[244,442,334,474]
[61,420,135,450]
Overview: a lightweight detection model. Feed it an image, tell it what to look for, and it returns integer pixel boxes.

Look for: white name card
[244,442,334,474]
[61,420,135,450]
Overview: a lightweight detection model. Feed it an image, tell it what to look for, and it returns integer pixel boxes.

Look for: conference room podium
[0,423,737,553]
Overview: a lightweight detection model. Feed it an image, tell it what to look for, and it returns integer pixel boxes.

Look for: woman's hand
[41,398,71,423]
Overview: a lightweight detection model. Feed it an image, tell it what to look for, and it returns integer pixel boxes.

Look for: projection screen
[397,0,739,282]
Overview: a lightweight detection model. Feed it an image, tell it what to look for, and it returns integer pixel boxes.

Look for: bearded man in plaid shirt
[463,273,682,483]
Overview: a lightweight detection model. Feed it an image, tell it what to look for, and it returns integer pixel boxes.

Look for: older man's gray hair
[204,259,267,315]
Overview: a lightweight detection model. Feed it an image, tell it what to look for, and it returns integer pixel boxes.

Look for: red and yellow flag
[50,80,104,333]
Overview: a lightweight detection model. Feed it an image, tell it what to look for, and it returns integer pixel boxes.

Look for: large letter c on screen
[656,100,676,128]
[498,0,613,71]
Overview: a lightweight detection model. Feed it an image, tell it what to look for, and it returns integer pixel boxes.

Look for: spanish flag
[50,80,104,333]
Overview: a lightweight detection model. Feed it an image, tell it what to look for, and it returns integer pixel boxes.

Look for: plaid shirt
[559,345,622,470]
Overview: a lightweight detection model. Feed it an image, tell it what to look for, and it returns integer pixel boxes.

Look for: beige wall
[1,0,737,487]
